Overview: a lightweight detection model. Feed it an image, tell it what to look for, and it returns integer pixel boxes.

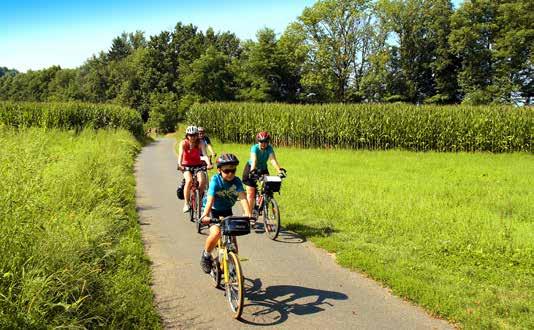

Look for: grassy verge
[214,141,533,329]
[0,127,160,328]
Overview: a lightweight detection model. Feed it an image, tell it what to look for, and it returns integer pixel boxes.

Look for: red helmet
[256,131,271,142]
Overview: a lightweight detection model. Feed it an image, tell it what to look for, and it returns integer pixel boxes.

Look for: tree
[449,0,498,104]
[377,0,459,103]
[182,46,235,101]
[108,33,133,61]
[295,0,377,102]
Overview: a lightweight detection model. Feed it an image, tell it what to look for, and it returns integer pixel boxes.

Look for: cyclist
[198,127,216,162]
[242,131,285,213]
[199,153,252,273]
[177,125,212,213]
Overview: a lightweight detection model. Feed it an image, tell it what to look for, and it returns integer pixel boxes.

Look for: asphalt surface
[135,137,454,329]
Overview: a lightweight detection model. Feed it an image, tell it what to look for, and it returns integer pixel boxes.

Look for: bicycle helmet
[216,153,239,168]
[256,131,271,142]
[185,125,198,135]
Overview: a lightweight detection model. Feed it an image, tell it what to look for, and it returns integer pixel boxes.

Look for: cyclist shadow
[239,278,348,326]
[252,223,306,244]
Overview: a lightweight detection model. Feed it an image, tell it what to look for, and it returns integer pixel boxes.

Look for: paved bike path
[135,138,453,329]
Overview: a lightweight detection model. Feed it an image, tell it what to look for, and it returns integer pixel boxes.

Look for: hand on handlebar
[200,215,211,224]
[177,164,184,171]
[278,168,287,177]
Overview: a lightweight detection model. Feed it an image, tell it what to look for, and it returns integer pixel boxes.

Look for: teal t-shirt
[247,144,274,171]
[207,174,245,211]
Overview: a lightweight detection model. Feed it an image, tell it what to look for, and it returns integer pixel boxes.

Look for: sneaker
[200,251,212,274]
[183,204,190,213]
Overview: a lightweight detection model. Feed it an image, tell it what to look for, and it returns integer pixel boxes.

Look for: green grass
[0,127,160,328]
[214,141,533,329]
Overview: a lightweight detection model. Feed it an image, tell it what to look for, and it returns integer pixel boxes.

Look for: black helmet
[216,153,239,168]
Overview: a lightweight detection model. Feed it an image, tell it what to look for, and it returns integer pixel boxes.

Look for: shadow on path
[239,278,348,326]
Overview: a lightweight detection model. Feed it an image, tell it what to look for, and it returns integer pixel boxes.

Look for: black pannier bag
[176,179,185,200]
[222,217,251,236]
[261,175,282,192]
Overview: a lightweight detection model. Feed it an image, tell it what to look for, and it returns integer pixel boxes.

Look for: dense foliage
[188,102,534,152]
[1,0,531,132]
[0,128,160,328]
[0,101,143,137]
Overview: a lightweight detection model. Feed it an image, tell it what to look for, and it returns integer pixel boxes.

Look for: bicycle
[207,216,252,319]
[183,166,207,230]
[251,170,286,240]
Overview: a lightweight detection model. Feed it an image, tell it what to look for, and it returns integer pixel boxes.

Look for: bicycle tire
[263,197,281,240]
[210,249,221,288]
[189,188,196,222]
[195,191,202,233]
[226,251,244,319]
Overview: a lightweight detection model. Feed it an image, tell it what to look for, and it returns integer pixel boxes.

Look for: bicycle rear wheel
[226,251,244,319]
[263,197,280,240]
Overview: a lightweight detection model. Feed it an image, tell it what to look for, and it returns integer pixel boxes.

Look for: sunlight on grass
[215,141,533,329]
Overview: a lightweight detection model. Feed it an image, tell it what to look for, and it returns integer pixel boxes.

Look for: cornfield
[187,102,534,152]
[0,101,143,136]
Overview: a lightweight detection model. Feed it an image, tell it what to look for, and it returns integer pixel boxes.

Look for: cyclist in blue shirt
[242,131,285,212]
[199,153,251,273]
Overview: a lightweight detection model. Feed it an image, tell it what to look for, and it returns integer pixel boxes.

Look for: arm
[250,151,257,171]
[207,144,216,158]
[177,141,184,170]
[200,195,215,222]
[268,150,283,173]
[238,191,252,217]
[200,143,213,169]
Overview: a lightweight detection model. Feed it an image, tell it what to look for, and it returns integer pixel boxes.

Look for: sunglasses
[221,168,236,174]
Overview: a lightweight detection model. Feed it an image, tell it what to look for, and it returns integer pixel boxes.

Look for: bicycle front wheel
[195,191,202,233]
[189,189,197,223]
[226,251,244,319]
[263,197,281,240]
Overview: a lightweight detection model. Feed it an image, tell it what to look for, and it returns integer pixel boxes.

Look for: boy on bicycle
[199,153,252,273]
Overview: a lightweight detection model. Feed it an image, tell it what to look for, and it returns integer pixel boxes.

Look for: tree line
[0,0,532,132]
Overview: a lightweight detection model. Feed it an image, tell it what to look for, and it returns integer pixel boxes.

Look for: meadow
[211,141,533,329]
[0,127,160,328]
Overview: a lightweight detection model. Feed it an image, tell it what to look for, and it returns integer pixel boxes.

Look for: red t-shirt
[181,140,203,166]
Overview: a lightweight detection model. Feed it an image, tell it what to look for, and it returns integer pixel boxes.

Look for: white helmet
[185,125,198,135]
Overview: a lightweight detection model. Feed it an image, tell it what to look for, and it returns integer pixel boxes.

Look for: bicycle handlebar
[250,169,287,180]
[205,215,256,224]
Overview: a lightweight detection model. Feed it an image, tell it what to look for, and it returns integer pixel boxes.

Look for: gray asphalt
[135,137,454,329]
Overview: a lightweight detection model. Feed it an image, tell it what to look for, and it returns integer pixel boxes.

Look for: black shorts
[242,163,269,187]
[211,208,233,219]
[182,165,206,174]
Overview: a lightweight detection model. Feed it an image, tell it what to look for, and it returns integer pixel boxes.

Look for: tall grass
[217,141,534,329]
[188,102,534,152]
[0,127,160,328]
[0,101,144,137]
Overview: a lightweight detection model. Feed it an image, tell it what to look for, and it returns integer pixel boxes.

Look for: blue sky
[2,0,463,73]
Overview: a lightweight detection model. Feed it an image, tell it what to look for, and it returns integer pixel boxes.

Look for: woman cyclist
[242,131,285,213]
[177,125,212,213]
[199,153,252,273]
